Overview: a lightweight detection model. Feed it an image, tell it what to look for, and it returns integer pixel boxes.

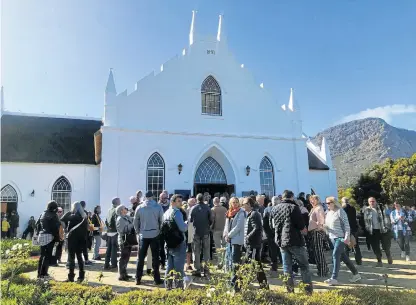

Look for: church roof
[1,113,102,164]
[307,148,330,170]
[1,112,328,170]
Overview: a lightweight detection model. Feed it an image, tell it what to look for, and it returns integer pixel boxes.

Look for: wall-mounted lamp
[178,163,183,175]
[30,190,35,197]
[246,165,251,176]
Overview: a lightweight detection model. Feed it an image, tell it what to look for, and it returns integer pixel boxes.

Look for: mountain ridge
[311,117,416,187]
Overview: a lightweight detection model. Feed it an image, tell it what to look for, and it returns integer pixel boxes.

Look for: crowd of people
[7,189,416,293]
[1,210,20,238]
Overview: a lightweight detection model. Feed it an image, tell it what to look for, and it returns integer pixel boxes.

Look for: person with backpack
[104,198,120,270]
[134,191,164,286]
[162,194,192,290]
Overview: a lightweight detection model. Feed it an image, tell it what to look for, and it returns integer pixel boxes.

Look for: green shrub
[0,238,40,257]
[1,279,49,305]
[1,258,38,279]
[49,282,113,301]
[1,262,416,305]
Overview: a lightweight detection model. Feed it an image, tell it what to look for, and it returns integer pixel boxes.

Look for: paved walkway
[26,241,416,293]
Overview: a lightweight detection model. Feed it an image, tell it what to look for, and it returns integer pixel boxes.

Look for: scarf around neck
[227,207,240,219]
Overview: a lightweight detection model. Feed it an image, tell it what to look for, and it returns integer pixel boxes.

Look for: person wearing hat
[134,191,164,285]
[116,204,134,281]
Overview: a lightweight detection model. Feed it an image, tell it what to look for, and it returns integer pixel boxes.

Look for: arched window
[1,185,18,214]
[195,157,227,184]
[201,75,222,116]
[259,157,275,198]
[147,153,165,200]
[51,176,72,212]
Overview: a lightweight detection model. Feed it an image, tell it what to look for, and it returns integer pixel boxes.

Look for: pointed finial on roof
[189,10,196,46]
[320,137,333,167]
[105,68,117,95]
[288,88,294,111]
[217,14,223,42]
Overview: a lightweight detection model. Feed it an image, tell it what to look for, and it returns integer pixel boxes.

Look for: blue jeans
[395,231,411,255]
[165,241,186,289]
[136,235,161,281]
[93,235,101,259]
[331,238,358,279]
[280,246,312,292]
[229,244,243,289]
[104,234,118,267]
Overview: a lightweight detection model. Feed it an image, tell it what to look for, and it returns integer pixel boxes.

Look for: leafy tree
[350,155,416,207]
[338,187,359,210]
[351,158,392,206]
[381,153,416,206]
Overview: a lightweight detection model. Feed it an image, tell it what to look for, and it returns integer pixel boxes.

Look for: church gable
[107,36,294,137]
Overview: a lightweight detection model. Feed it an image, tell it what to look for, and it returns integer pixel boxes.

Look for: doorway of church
[194,184,235,198]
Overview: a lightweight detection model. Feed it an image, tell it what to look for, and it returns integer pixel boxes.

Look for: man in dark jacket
[270,190,312,294]
[342,197,362,265]
[189,193,213,277]
[263,196,280,271]
[243,197,268,289]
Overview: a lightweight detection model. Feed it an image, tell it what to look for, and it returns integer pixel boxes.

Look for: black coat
[343,204,358,234]
[271,199,306,248]
[262,206,274,237]
[61,212,88,247]
[245,210,263,248]
[38,210,61,241]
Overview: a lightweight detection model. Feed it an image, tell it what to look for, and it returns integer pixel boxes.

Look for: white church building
[1,13,336,234]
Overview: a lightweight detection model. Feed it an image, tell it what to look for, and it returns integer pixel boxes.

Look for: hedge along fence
[2,276,416,305]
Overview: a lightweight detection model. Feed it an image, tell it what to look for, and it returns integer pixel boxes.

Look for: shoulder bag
[122,218,138,246]
[65,217,85,239]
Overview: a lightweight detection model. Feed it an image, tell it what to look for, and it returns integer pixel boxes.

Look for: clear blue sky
[2,0,416,134]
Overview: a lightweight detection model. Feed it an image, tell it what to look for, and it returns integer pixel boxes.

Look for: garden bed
[1,275,416,305]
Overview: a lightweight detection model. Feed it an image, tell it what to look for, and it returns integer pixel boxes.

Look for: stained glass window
[260,157,275,198]
[195,157,227,184]
[51,176,72,213]
[147,153,165,200]
[201,75,222,116]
